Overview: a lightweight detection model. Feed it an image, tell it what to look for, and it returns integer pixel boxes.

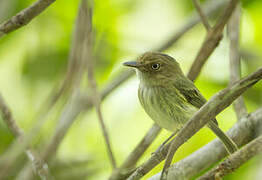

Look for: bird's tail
[207,120,238,154]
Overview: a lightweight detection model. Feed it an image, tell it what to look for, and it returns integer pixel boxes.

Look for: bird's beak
[123,61,141,68]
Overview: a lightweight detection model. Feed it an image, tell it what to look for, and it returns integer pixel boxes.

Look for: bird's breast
[138,84,198,132]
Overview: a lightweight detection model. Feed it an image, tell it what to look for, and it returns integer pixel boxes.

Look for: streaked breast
[138,84,197,132]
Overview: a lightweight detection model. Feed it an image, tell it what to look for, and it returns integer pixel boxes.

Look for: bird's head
[123,52,184,86]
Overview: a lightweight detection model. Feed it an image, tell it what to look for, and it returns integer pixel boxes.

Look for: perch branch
[148,107,262,180]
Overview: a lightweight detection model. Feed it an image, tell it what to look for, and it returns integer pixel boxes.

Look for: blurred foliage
[0,0,262,179]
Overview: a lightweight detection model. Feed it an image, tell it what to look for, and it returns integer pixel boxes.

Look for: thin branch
[228,4,248,120]
[0,0,55,38]
[109,124,161,180]
[148,107,262,180]
[0,94,52,180]
[187,0,239,81]
[158,0,226,51]
[128,65,262,180]
[198,135,262,180]
[192,0,211,30]
[83,0,117,169]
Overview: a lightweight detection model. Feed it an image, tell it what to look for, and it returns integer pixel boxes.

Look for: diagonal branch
[198,135,262,180]
[128,65,262,180]
[0,0,55,38]
[227,4,248,120]
[187,0,239,81]
[109,124,161,180]
[158,0,226,52]
[148,107,262,180]
[0,94,52,180]
[192,0,211,30]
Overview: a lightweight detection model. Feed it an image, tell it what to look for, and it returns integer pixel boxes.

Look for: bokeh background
[0,0,262,179]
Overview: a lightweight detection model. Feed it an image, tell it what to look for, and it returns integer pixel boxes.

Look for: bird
[123,51,238,154]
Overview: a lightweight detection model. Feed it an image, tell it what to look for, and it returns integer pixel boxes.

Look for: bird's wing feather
[173,77,218,125]
[173,77,206,108]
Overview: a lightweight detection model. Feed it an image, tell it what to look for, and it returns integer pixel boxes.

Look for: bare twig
[0,0,55,38]
[149,107,262,180]
[158,0,226,51]
[188,0,239,81]
[192,0,211,30]
[198,135,262,180]
[128,65,262,180]
[228,4,248,120]
[83,0,117,169]
[109,124,161,180]
[87,58,117,169]
[0,94,52,180]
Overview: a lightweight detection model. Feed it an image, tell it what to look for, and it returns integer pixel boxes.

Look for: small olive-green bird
[123,52,238,154]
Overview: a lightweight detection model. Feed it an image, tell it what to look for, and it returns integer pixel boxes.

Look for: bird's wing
[173,77,206,108]
[173,77,218,125]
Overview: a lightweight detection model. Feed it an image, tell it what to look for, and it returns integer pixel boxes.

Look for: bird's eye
[151,63,160,70]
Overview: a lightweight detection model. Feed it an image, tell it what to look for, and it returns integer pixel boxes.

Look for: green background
[0,0,262,179]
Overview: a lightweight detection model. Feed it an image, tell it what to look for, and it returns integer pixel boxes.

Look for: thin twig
[109,124,161,180]
[198,135,262,180]
[0,94,52,180]
[148,107,262,180]
[128,65,262,180]
[187,0,239,81]
[0,0,55,38]
[83,0,117,169]
[192,0,211,30]
[228,4,248,120]
[158,0,226,51]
